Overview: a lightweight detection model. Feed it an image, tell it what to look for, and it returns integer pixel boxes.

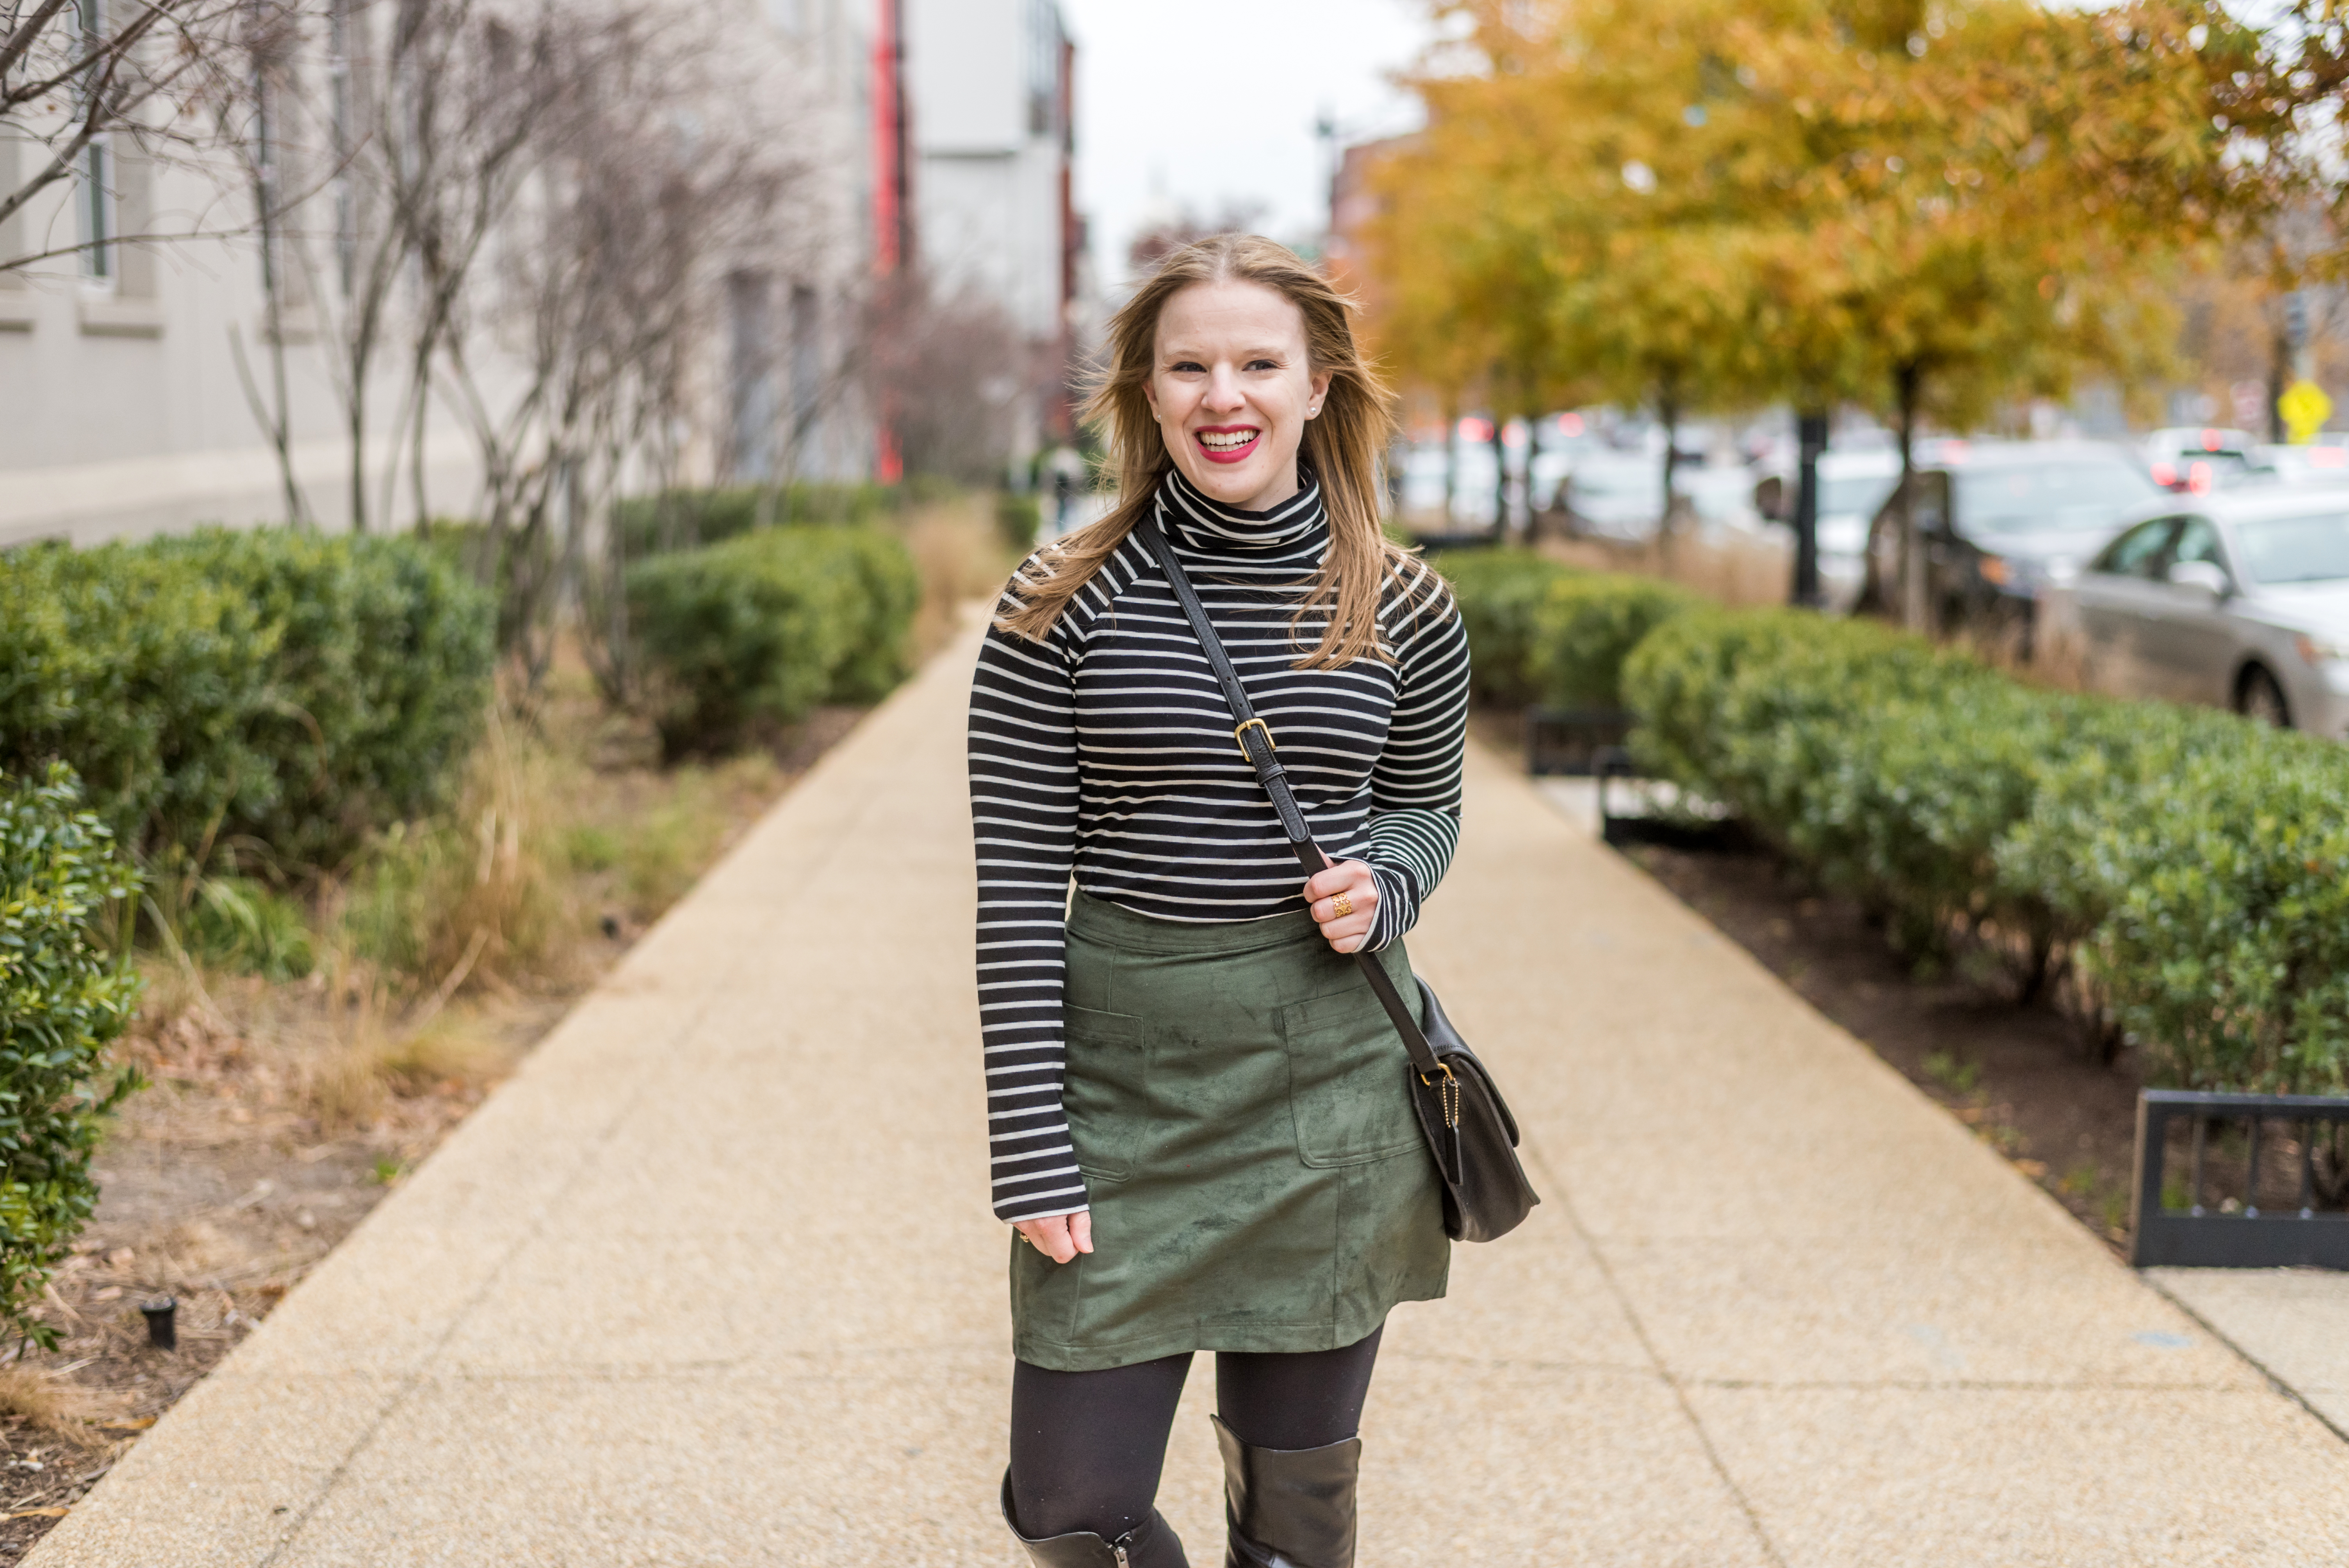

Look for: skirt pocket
[1063,1004,1146,1182]
[1279,988,1426,1169]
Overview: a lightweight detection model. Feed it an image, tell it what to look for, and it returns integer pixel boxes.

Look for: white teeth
[1199,430,1257,449]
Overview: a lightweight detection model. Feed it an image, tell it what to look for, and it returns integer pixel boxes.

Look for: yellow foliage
[1366,0,2300,432]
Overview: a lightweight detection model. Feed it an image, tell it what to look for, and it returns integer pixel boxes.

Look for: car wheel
[2237,665,2293,729]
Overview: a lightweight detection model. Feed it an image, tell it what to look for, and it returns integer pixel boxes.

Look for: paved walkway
[31,622,2349,1566]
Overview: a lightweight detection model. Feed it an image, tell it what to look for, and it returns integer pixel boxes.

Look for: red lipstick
[1194,424,1262,465]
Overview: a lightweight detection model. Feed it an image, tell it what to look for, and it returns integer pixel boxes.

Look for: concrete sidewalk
[30,623,2349,1566]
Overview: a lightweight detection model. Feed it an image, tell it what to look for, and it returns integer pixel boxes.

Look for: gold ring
[1331,891,1353,919]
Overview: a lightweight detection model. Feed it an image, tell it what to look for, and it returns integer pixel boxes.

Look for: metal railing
[1524,707,1633,777]
[2130,1090,2349,1268]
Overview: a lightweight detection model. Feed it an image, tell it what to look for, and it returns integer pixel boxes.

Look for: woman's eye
[1247,359,1278,372]
[1170,360,1205,373]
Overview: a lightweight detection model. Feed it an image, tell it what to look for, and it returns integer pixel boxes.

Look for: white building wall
[904,0,1070,345]
[0,0,882,547]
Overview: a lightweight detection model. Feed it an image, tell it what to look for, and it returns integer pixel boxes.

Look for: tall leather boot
[1002,1472,1191,1568]
[1211,1415,1361,1568]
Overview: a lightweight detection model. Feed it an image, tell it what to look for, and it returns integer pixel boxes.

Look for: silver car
[2070,492,2349,736]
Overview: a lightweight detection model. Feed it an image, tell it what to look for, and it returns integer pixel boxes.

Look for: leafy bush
[182,876,315,981]
[0,766,143,1348]
[995,492,1043,554]
[1529,574,1700,711]
[614,483,901,557]
[1620,607,2349,1091]
[0,530,495,876]
[1435,550,1583,706]
[626,526,920,757]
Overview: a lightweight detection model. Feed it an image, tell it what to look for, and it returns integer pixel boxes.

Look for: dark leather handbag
[1135,519,1540,1243]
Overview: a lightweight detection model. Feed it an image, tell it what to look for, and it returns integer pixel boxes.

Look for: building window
[728,270,778,483]
[77,0,114,283]
[1025,0,1061,139]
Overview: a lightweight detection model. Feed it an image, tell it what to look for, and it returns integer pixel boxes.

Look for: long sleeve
[1362,572,1470,951]
[968,611,1089,1224]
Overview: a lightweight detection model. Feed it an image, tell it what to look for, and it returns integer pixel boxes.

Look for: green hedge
[1438,549,1700,711]
[1529,575,1701,711]
[1436,550,1584,706]
[1621,608,2347,1092]
[615,483,902,557]
[0,766,143,1348]
[625,526,920,758]
[0,530,495,875]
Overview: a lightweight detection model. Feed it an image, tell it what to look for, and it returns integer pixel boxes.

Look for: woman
[968,233,1469,1568]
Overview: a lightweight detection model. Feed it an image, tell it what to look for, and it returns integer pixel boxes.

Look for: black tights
[1006,1326,1383,1541]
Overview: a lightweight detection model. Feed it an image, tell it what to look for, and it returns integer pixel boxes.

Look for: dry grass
[0,1366,105,1448]
[901,493,1019,662]
[1537,521,1795,608]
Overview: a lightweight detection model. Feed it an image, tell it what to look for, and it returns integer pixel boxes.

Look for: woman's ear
[1141,381,1160,421]
[1307,369,1335,417]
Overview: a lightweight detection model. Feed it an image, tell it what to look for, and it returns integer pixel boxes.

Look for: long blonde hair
[997,233,1420,668]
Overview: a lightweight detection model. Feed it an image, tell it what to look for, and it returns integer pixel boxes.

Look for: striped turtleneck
[966,466,1471,1223]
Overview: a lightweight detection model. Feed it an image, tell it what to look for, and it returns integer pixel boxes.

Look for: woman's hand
[1304,859,1379,953]
[1014,1210,1094,1265]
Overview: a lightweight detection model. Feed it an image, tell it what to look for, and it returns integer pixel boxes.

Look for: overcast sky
[1058,0,1435,293]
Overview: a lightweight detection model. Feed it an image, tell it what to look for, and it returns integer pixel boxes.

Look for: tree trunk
[1657,383,1681,563]
[1896,362,1928,633]
[1489,412,1509,539]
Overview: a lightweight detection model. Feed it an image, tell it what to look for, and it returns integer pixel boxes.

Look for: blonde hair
[996,233,1424,668]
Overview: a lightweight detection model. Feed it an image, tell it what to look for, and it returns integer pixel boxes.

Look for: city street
[29,624,2349,1568]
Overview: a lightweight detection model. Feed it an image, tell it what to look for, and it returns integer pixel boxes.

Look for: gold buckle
[1233,718,1277,758]
[1419,1061,1456,1087]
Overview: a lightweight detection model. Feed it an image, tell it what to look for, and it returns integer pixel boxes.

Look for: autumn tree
[1368,0,2304,615]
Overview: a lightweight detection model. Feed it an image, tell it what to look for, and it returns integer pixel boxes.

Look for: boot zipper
[1113,1548,1129,1568]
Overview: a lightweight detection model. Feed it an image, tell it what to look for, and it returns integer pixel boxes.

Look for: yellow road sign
[2279,379,2332,444]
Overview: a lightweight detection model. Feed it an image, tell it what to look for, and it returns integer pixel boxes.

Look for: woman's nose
[1204,366,1246,411]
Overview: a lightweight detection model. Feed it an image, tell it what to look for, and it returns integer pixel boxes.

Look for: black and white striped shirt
[967,468,1471,1223]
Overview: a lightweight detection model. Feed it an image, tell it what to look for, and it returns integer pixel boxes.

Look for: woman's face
[1142,279,1334,512]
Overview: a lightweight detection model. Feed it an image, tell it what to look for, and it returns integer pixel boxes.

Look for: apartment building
[902,0,1084,460]
[0,0,891,548]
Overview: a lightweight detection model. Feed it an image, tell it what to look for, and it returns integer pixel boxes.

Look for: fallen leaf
[7,1507,70,1519]
[98,1417,156,1432]
[2015,1158,2049,1178]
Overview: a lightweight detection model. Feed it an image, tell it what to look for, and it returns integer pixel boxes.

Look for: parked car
[2144,426,2264,491]
[1867,440,2166,649]
[1560,453,1665,541]
[2254,437,2349,484]
[2070,493,2349,736]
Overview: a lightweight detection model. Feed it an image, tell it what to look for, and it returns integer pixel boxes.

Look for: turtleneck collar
[1155,463,1329,558]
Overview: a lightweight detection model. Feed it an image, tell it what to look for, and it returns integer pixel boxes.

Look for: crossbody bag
[1134,518,1539,1243]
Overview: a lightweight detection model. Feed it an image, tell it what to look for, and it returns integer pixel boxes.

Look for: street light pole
[1792,409,1827,608]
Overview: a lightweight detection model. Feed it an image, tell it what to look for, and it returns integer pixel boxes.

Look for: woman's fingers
[1016,1215,1082,1264]
[1071,1211,1094,1254]
[1303,860,1379,952]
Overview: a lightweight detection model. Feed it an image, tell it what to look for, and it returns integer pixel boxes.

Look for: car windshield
[1953,458,2162,535]
[1820,473,1898,516]
[2235,511,2349,584]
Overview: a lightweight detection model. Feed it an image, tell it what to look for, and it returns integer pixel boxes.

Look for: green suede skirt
[1010,891,1450,1372]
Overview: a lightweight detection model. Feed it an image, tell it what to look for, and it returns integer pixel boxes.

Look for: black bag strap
[1133,517,1447,1082]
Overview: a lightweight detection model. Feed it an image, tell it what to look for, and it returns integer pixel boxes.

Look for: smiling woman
[970,235,1469,1568]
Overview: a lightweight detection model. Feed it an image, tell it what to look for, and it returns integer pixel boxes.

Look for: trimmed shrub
[614,483,900,557]
[1528,574,1701,712]
[626,526,920,757]
[0,766,143,1348]
[1435,550,1583,706]
[0,530,495,875]
[1619,606,2349,1091]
